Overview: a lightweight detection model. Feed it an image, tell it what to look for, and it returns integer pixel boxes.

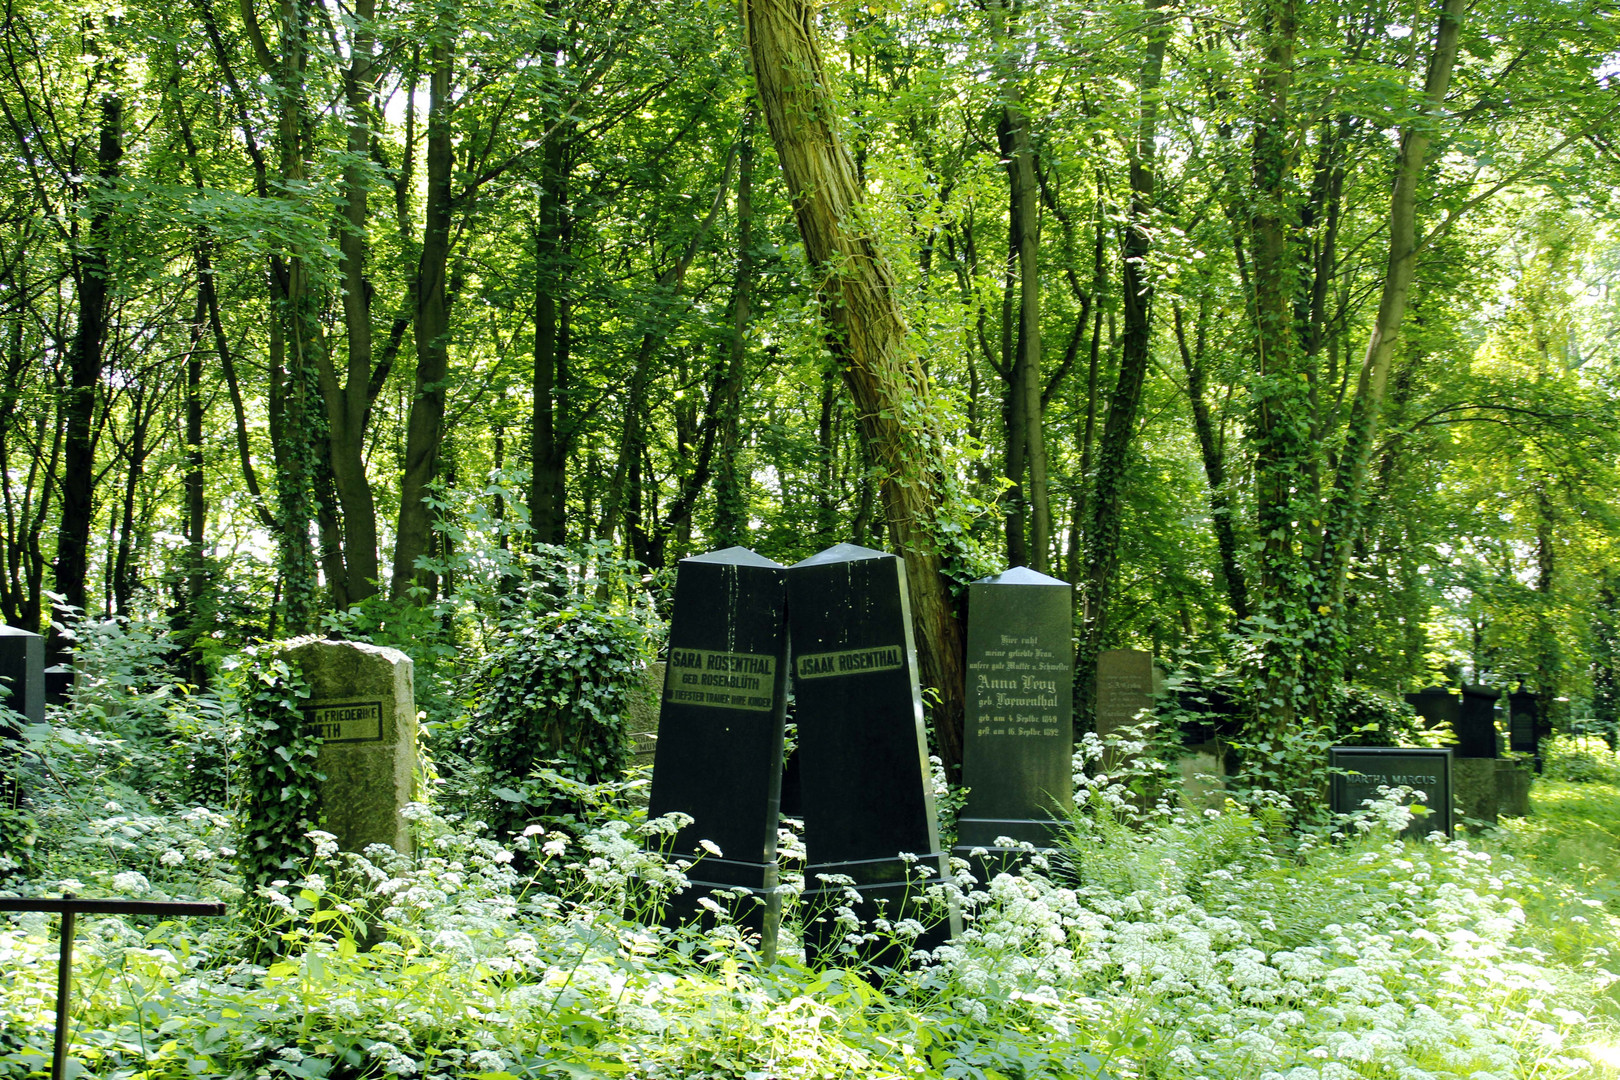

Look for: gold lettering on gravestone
[666,649,777,712]
[304,700,385,743]
[968,633,1065,739]
[794,646,905,680]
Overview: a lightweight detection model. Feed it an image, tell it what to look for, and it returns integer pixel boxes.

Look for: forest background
[0,0,1618,779]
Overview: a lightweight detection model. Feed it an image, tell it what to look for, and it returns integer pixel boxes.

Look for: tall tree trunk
[1314,0,1466,608]
[992,0,1050,572]
[1075,0,1168,726]
[714,110,754,550]
[392,31,455,599]
[52,64,121,649]
[320,0,383,603]
[1172,300,1249,621]
[743,0,968,773]
[531,131,571,547]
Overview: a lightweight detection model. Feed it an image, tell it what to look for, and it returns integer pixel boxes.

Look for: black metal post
[52,908,73,1080]
[0,897,227,1080]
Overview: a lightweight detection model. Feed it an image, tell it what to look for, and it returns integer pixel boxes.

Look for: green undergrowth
[4,773,1620,1080]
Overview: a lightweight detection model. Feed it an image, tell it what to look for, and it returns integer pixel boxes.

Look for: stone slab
[1452,756,1498,825]
[1496,758,1531,818]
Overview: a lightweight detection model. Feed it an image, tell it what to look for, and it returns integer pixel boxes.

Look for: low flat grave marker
[285,638,417,857]
[788,543,958,968]
[646,547,789,955]
[954,567,1073,878]
[1328,746,1453,838]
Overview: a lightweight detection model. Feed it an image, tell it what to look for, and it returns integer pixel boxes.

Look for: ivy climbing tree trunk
[742,0,968,773]
[1075,0,1168,728]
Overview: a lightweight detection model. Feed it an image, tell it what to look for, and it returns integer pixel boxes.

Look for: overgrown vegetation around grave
[5,646,1620,1079]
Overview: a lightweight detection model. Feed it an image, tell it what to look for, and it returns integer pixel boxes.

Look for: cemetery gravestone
[1095,649,1156,742]
[627,661,666,769]
[955,567,1073,877]
[789,543,959,968]
[647,548,789,954]
[1456,686,1501,758]
[285,638,417,856]
[43,665,72,706]
[0,625,43,808]
[1508,689,1545,776]
[1405,687,1460,733]
[1329,746,1453,838]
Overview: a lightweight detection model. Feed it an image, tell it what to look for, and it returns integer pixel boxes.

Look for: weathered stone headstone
[1095,649,1157,741]
[646,548,789,954]
[1451,758,1498,825]
[0,626,43,808]
[626,661,666,768]
[284,639,417,857]
[788,544,958,968]
[1329,746,1453,838]
[1456,685,1501,758]
[1495,758,1531,817]
[954,567,1073,877]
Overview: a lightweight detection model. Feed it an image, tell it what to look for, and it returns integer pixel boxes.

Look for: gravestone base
[802,855,957,970]
[1452,757,1498,825]
[1496,758,1532,818]
[660,856,786,961]
[951,816,1065,884]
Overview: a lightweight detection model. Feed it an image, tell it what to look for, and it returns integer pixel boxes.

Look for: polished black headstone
[647,547,789,956]
[0,627,44,727]
[1329,746,1453,838]
[954,567,1073,878]
[1456,685,1500,758]
[788,544,958,968]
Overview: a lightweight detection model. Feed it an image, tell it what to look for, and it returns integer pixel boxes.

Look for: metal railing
[0,896,228,1080]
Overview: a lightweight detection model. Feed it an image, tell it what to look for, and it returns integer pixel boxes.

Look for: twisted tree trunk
[742,0,967,772]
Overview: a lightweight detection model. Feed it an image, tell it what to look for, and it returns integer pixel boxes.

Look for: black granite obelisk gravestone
[954,567,1073,879]
[0,626,43,809]
[788,544,959,968]
[647,547,790,958]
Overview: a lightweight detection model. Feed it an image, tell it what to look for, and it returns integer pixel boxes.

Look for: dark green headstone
[788,544,958,968]
[647,547,789,956]
[954,567,1073,878]
[1329,746,1453,838]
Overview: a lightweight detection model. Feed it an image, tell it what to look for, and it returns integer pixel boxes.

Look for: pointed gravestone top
[792,543,892,568]
[973,565,1069,588]
[684,546,784,568]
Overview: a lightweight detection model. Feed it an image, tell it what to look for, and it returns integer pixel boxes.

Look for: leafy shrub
[462,545,662,839]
